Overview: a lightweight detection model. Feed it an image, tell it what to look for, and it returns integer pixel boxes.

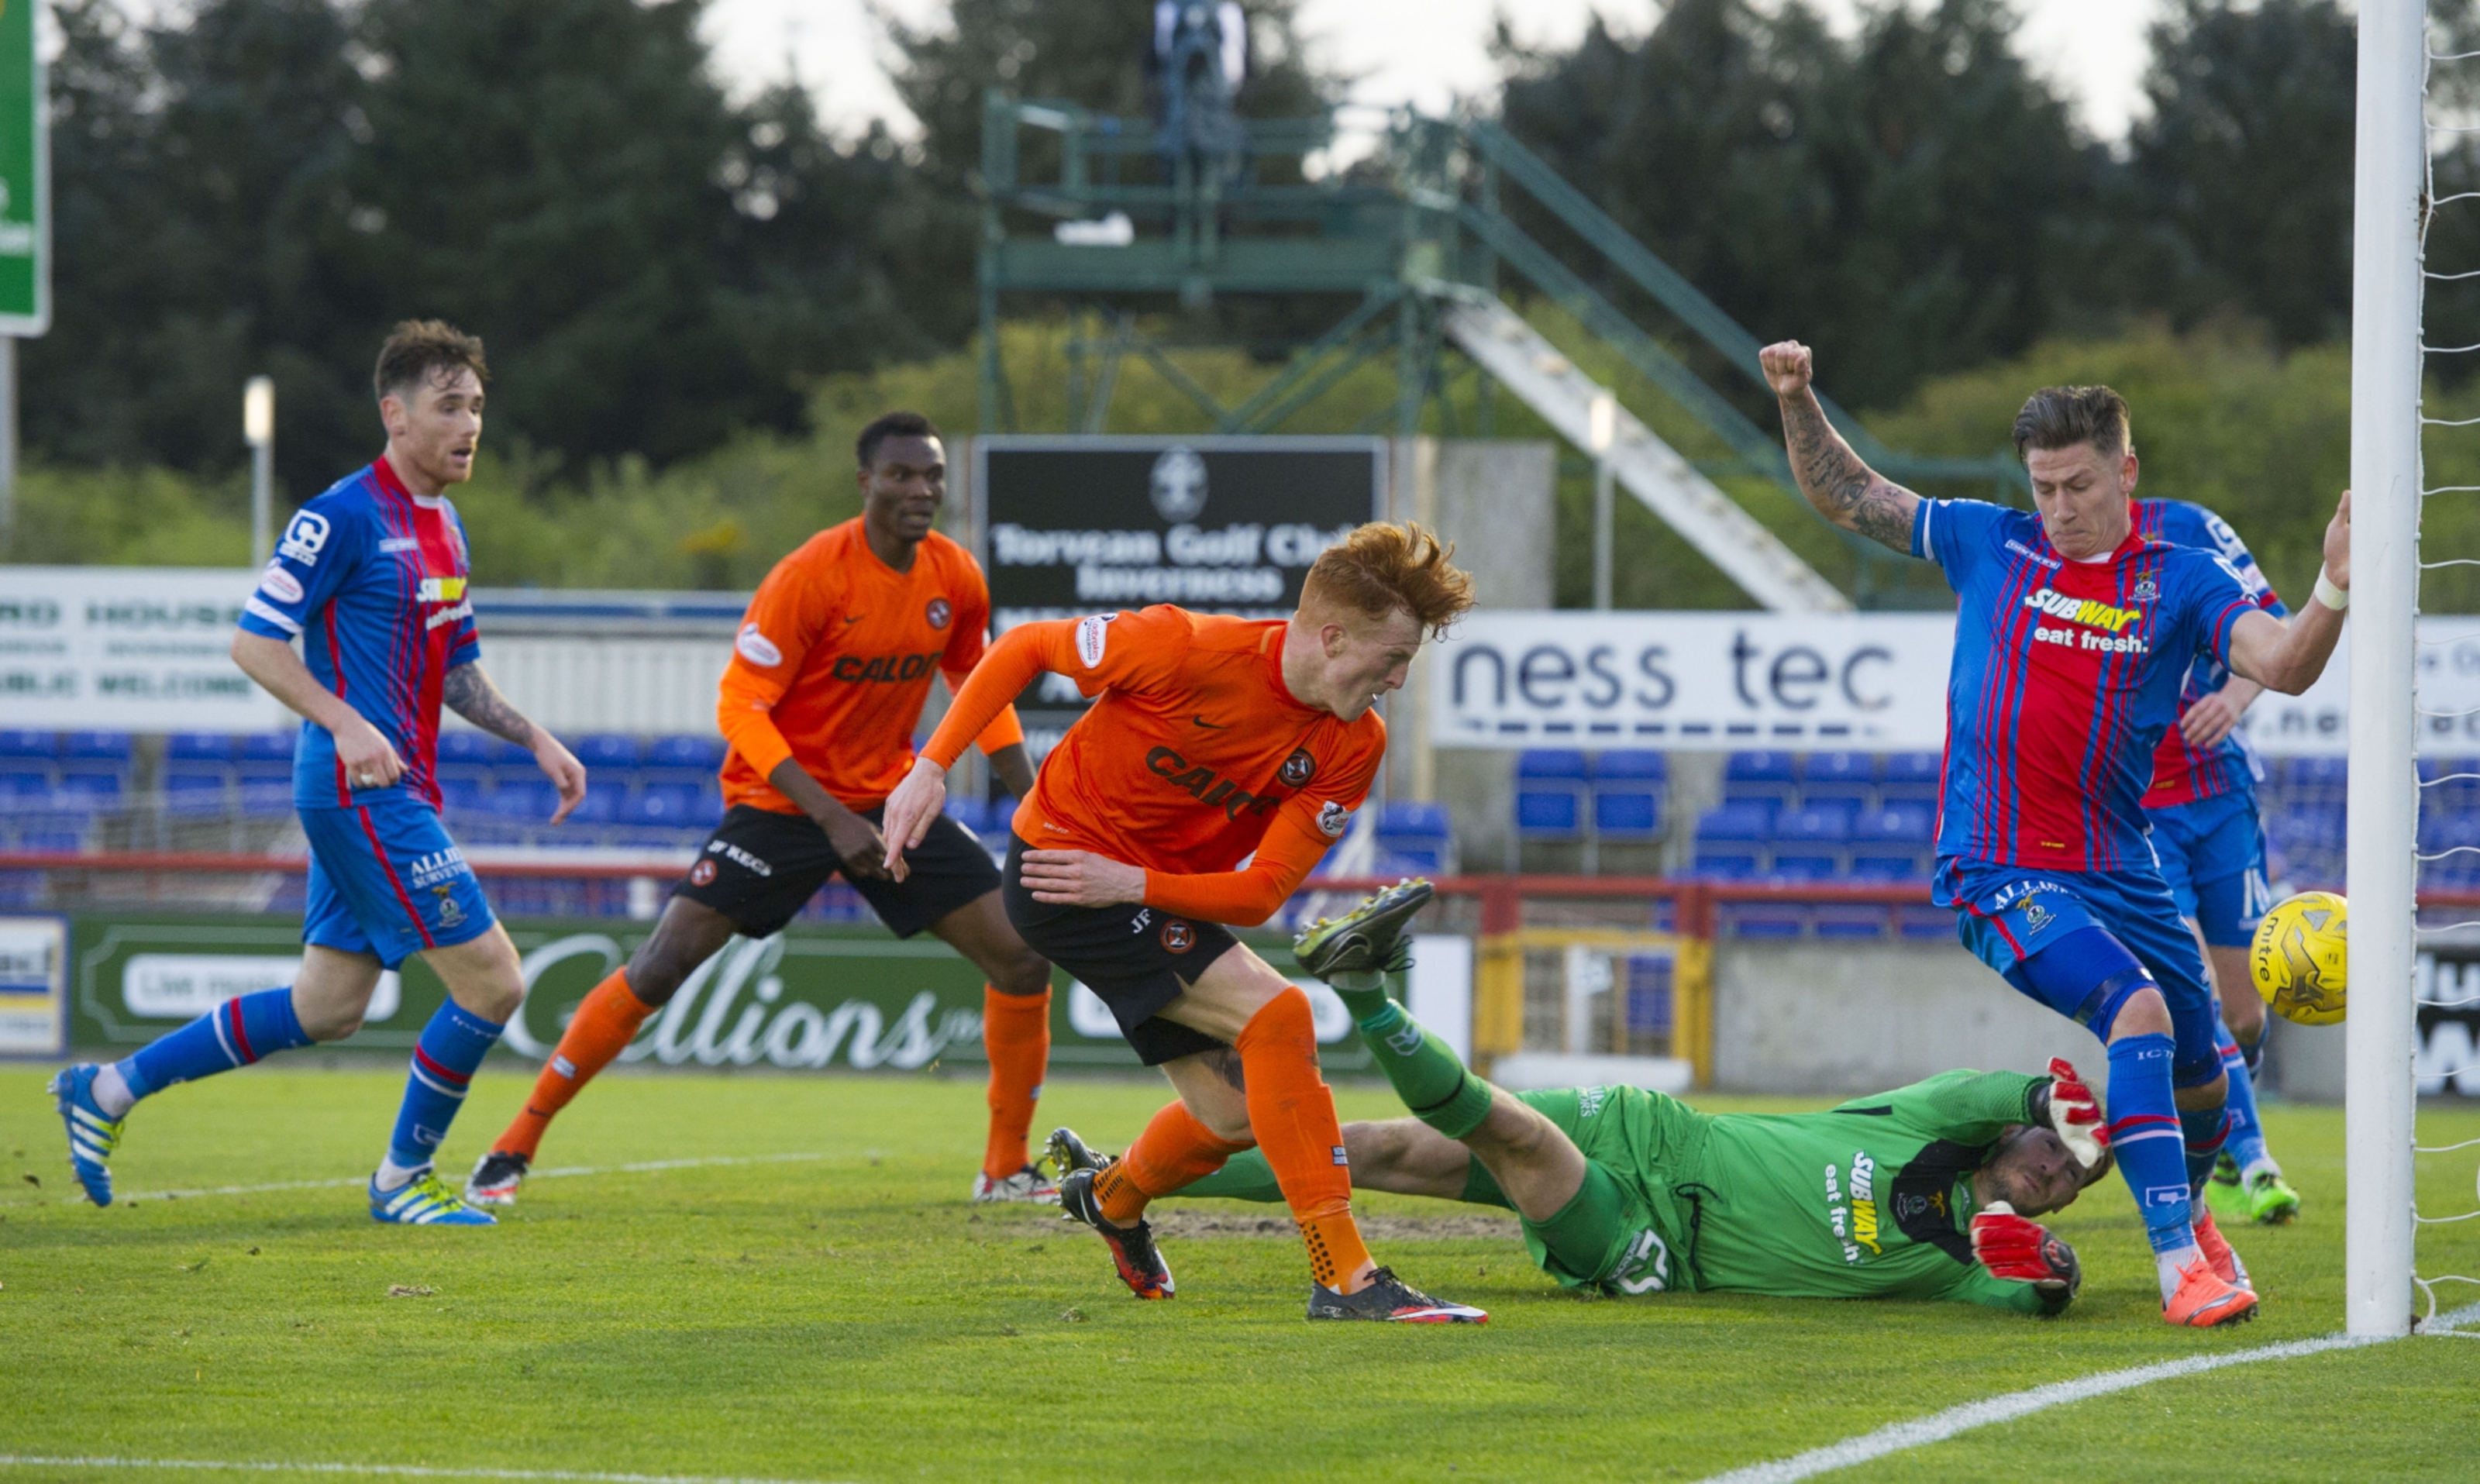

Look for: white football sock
[2156,1244,2203,1300]
[91,1062,136,1118]
[373,1158,429,1193]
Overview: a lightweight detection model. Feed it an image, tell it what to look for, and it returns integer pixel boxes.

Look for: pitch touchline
[0,1152,826,1209]
[0,1458,854,1484]
[1696,1301,2480,1484]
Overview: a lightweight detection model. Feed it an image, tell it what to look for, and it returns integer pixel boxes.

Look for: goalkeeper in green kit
[1048,883,2116,1315]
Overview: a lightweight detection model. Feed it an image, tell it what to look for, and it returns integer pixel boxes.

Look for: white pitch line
[0,1458,854,1484]
[1697,1301,2480,1484]
[0,1152,825,1209]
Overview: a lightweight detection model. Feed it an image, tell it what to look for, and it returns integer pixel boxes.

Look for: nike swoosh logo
[842,615,866,625]
[1191,716,1229,728]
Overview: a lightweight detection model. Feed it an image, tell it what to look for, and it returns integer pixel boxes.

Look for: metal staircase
[976,95,2021,611]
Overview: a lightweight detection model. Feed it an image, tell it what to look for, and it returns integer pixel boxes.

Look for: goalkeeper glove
[2044,1056,2108,1171]
[1971,1201,2082,1300]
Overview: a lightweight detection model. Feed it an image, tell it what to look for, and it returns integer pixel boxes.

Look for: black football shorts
[1000,832,1241,1066]
[673,804,1001,940]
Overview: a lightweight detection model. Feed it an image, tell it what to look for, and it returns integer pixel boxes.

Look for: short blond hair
[1300,522,1476,638]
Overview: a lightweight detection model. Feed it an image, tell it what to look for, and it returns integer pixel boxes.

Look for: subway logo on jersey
[1142,745,1288,821]
[2020,587,2141,634]
[417,576,467,604]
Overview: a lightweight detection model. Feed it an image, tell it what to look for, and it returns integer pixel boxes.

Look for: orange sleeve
[921,621,1077,770]
[1138,806,1337,927]
[715,552,832,783]
[944,669,1027,754]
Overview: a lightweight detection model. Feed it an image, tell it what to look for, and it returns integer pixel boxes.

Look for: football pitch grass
[3,1064,2476,1482]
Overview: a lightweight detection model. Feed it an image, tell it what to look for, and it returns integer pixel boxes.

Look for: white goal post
[2346,0,2423,1341]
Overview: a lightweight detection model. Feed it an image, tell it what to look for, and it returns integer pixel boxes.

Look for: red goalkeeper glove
[2044,1056,2108,1170]
[1970,1203,2082,1297]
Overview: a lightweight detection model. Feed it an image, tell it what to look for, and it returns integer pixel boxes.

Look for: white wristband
[2314,567,2350,611]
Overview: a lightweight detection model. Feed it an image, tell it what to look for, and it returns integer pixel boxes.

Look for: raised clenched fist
[1758,340,1814,398]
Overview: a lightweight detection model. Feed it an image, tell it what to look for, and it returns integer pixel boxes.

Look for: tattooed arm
[1759,340,1922,555]
[442,661,588,823]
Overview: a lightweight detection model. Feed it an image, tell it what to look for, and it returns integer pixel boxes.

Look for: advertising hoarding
[0,567,284,730]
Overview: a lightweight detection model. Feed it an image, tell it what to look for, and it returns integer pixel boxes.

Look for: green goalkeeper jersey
[1527,1069,2057,1314]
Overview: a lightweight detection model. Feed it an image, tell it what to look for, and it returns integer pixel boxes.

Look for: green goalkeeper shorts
[1503,1085,1709,1296]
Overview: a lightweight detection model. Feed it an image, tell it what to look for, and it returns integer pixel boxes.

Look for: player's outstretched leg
[1049,1121,1183,1299]
[50,984,318,1206]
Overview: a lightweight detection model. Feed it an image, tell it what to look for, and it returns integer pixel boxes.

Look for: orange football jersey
[922,605,1383,924]
[717,519,1023,813]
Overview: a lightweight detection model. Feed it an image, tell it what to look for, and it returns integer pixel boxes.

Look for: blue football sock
[2105,1031,2196,1255]
[2216,1035,2272,1172]
[116,988,312,1102]
[2181,1104,2233,1197]
[385,1000,504,1176]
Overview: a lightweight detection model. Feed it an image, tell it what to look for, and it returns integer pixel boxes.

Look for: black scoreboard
[973,436,1386,749]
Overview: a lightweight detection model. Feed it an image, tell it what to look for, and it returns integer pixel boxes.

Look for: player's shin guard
[1238,987,1373,1291]
[1353,999,1494,1140]
[2216,1034,2273,1172]
[1097,1099,1252,1224]
[2105,1031,2197,1257]
[980,985,1052,1181]
[114,987,313,1107]
[494,969,653,1160]
[385,1001,504,1180]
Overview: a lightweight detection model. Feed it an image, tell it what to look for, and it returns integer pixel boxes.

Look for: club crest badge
[1280,749,1316,787]
[1161,919,1197,954]
[689,859,718,887]
[432,884,467,928]
[925,597,952,630]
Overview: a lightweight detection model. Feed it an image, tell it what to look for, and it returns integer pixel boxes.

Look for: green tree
[1495,0,2110,412]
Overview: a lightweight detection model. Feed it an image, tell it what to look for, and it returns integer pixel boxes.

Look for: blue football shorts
[1935,856,2222,1086]
[299,791,496,970]
[2148,792,2272,949]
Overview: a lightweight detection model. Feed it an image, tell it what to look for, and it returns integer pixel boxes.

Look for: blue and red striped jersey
[2130,498,2286,807]
[1913,498,2259,873]
[235,456,480,810]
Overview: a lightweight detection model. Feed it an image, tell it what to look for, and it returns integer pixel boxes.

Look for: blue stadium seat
[2268,805,2345,852]
[1800,751,1877,807]
[1692,801,1771,878]
[489,780,559,820]
[1375,800,1455,873]
[1849,804,1932,879]
[64,731,133,762]
[0,758,53,797]
[1723,751,1799,807]
[167,732,236,762]
[54,772,125,809]
[625,782,704,827]
[1515,750,1590,842]
[436,732,492,768]
[0,730,55,758]
[645,735,726,774]
[17,827,87,853]
[564,783,623,825]
[239,731,298,764]
[439,776,491,815]
[1880,751,1941,805]
[946,797,991,835]
[571,734,639,771]
[2289,756,2347,807]
[1591,751,1667,842]
[988,797,1018,839]
[1813,904,1889,940]
[162,762,233,814]
[1769,804,1850,880]
[484,735,536,766]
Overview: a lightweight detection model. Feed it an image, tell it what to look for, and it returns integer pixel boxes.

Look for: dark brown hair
[856,410,942,470]
[1302,522,1477,638]
[374,319,487,404]
[2011,384,2130,463]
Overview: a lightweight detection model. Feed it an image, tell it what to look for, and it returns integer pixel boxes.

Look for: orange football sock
[1097,1099,1252,1225]
[493,968,655,1161]
[1236,986,1373,1292]
[980,985,1052,1180]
